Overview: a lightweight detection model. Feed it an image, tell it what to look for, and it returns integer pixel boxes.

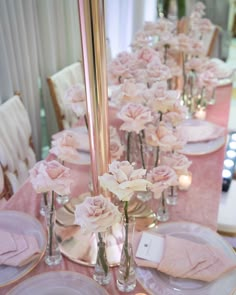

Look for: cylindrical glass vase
[116,216,136,292]
[40,192,49,216]
[93,231,111,285]
[44,206,62,266]
[156,190,169,222]
[166,185,178,205]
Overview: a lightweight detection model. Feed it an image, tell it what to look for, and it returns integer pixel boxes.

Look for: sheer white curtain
[0,0,81,159]
[0,0,41,158]
[36,0,81,140]
[105,0,157,58]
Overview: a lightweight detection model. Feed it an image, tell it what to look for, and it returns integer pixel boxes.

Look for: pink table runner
[0,84,232,294]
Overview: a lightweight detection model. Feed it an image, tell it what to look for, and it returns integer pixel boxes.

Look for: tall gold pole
[78,0,110,195]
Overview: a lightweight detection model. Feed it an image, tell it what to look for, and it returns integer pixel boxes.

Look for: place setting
[0,210,46,288]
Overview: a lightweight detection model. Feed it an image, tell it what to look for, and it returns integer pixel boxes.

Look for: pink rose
[108,60,133,85]
[161,152,192,176]
[146,83,180,113]
[163,102,187,126]
[64,84,86,117]
[145,122,186,152]
[118,103,153,134]
[177,34,192,53]
[109,126,120,141]
[99,160,151,201]
[198,71,218,90]
[147,61,172,83]
[50,131,81,164]
[147,165,178,198]
[74,195,121,233]
[135,47,161,65]
[189,39,205,56]
[110,139,124,161]
[166,58,182,77]
[131,31,150,50]
[111,81,146,106]
[30,160,72,195]
[185,57,207,73]
[152,19,175,35]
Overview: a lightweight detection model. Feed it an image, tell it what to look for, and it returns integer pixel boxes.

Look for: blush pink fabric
[135,234,236,282]
[0,84,232,294]
[0,230,41,267]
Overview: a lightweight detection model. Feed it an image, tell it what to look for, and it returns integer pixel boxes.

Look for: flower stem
[127,132,131,162]
[138,132,145,169]
[154,146,160,167]
[97,232,108,276]
[49,191,55,256]
[123,201,130,281]
[161,191,166,214]
[43,192,48,206]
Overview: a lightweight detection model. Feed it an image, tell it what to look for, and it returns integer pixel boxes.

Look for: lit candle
[178,172,192,191]
[194,108,206,120]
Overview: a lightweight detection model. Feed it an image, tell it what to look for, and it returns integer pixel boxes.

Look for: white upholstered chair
[0,95,36,203]
[47,62,84,131]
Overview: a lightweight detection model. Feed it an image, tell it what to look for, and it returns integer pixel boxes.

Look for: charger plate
[180,119,226,156]
[7,271,109,295]
[136,222,236,295]
[0,210,46,287]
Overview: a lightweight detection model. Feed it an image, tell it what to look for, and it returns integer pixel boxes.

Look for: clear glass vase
[56,194,70,205]
[44,207,62,266]
[39,192,49,216]
[93,231,111,285]
[166,185,178,205]
[117,216,136,292]
[156,190,169,222]
[126,132,147,169]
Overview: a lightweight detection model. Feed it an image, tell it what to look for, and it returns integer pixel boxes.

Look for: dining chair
[0,95,36,202]
[47,62,84,131]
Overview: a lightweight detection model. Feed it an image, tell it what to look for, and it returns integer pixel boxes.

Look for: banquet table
[0,83,233,295]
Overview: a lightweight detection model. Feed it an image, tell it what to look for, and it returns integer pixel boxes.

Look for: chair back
[0,95,36,202]
[47,62,84,131]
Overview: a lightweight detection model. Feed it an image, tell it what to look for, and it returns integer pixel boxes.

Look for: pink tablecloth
[0,84,232,294]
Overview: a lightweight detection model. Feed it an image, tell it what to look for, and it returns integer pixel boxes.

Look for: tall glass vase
[156,190,169,222]
[116,216,136,292]
[93,230,111,285]
[44,192,62,266]
[126,132,146,169]
[166,185,178,205]
[39,192,49,216]
[56,160,69,205]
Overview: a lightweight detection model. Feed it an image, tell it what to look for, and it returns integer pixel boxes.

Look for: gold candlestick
[78,0,110,195]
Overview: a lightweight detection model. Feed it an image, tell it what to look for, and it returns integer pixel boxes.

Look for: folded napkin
[179,120,225,143]
[134,232,236,282]
[0,229,41,267]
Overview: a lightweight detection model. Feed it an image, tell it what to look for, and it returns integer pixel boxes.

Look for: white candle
[195,108,206,120]
[178,172,192,191]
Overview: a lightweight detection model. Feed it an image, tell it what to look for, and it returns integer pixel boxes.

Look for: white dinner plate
[180,135,225,156]
[179,119,226,156]
[7,271,109,295]
[136,222,236,295]
[0,210,46,287]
